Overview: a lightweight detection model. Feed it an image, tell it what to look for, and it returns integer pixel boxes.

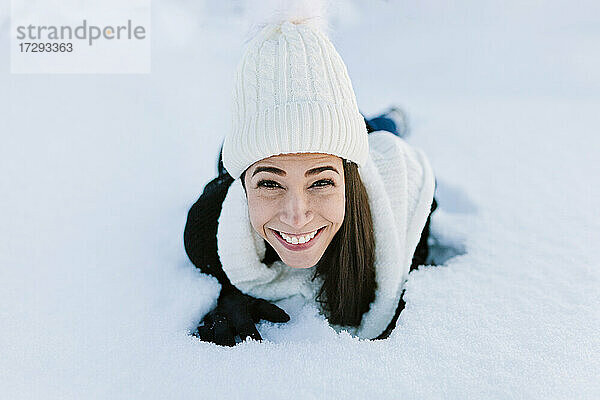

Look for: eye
[310,179,335,188]
[256,179,283,189]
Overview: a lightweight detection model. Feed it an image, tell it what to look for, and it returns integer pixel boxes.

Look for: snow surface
[1,1,599,399]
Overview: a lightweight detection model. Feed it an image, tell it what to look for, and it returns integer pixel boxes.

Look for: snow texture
[1,0,599,399]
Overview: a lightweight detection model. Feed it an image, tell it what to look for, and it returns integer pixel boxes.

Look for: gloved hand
[192,284,290,347]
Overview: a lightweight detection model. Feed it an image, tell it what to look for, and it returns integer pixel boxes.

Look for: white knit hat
[222,18,369,179]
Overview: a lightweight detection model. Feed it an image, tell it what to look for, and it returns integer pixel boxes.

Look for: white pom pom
[242,0,334,42]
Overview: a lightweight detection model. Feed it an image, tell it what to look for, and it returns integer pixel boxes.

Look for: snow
[1,0,599,398]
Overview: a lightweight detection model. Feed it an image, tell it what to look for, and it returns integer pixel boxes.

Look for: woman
[184,18,438,346]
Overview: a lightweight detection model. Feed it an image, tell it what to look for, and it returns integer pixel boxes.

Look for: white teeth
[278,228,320,245]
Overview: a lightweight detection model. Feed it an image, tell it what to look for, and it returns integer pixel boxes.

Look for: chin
[279,253,322,269]
[285,261,315,269]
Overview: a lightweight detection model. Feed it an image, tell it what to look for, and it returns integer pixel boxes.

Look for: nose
[279,189,314,229]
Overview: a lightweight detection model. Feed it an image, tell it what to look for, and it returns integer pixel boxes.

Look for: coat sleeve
[183,173,236,289]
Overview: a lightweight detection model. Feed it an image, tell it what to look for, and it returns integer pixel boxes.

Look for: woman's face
[244,153,346,268]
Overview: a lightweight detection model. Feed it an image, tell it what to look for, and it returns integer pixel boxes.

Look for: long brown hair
[240,159,376,327]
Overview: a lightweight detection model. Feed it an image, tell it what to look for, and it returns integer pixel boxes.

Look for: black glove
[192,285,290,346]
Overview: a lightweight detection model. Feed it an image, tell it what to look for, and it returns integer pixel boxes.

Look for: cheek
[246,194,275,236]
[317,191,345,224]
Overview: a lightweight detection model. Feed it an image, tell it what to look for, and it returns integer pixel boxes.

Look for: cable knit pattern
[216,131,436,339]
[222,20,369,179]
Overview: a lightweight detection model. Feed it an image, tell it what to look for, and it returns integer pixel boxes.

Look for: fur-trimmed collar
[216,131,436,339]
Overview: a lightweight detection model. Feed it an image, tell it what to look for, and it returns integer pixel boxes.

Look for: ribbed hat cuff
[223,102,369,179]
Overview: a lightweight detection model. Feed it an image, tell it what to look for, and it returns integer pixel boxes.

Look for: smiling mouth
[270,226,326,246]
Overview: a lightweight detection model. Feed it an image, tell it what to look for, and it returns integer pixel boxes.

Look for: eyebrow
[251,165,340,178]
